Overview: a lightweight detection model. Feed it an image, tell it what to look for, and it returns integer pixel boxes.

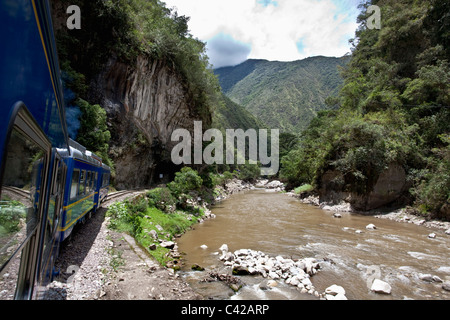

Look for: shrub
[294,184,314,194]
[167,167,203,197]
[237,162,260,181]
[0,201,26,234]
[147,188,176,213]
[209,171,234,187]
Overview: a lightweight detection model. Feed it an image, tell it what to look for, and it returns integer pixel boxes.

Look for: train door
[34,151,67,298]
[0,104,51,300]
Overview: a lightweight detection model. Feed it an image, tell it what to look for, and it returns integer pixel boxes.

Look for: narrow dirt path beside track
[44,190,201,300]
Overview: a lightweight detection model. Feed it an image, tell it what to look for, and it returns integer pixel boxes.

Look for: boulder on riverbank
[318,163,408,212]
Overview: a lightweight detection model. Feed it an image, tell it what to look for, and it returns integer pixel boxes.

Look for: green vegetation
[106,199,202,266]
[281,0,450,219]
[105,165,265,267]
[0,200,26,235]
[56,0,220,118]
[215,56,350,133]
[106,167,209,266]
[212,93,266,132]
[294,184,314,195]
[75,99,114,173]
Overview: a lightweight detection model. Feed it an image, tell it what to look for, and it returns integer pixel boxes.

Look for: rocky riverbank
[217,245,323,298]
[204,244,377,300]
[286,192,450,234]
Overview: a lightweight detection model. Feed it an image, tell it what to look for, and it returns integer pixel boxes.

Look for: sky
[163,0,361,68]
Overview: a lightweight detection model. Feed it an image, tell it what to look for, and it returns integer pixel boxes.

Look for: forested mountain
[215,56,350,133]
[281,0,449,219]
[212,93,266,132]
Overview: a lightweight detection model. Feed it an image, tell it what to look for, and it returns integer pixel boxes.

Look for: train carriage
[59,139,110,242]
[0,0,110,299]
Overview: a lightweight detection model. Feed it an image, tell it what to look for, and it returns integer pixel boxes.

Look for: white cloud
[163,0,359,67]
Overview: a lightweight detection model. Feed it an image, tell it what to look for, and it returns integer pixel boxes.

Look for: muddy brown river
[177,189,450,300]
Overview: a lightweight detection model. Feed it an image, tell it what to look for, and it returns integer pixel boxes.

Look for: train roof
[56,139,110,170]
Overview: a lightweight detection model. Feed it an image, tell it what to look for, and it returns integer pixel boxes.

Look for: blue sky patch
[257,0,278,7]
[296,38,305,54]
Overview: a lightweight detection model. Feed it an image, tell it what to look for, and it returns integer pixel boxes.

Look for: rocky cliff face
[319,163,409,211]
[91,56,208,189]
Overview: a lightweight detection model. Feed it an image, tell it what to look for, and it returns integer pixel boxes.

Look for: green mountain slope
[212,93,266,132]
[215,56,350,133]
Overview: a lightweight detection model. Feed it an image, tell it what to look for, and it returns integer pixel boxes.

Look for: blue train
[0,0,110,299]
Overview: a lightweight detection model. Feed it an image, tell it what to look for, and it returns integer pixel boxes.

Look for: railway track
[3,186,31,198]
[102,189,148,207]
[1,186,32,207]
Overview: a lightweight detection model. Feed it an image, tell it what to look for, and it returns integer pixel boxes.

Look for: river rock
[370,279,391,294]
[428,233,436,239]
[200,244,208,249]
[326,293,348,300]
[219,244,229,254]
[442,281,450,292]
[232,266,250,275]
[191,264,205,271]
[220,252,235,262]
[266,180,284,189]
[267,280,278,287]
[160,241,175,249]
[148,229,158,240]
[325,284,346,296]
[366,224,377,230]
[419,273,434,282]
[217,248,321,297]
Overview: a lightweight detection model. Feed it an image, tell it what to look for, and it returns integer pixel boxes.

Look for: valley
[44,0,449,303]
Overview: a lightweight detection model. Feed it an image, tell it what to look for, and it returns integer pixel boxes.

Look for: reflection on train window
[79,170,86,195]
[0,127,44,275]
[87,172,92,194]
[102,173,109,187]
[70,170,79,200]
[48,160,62,232]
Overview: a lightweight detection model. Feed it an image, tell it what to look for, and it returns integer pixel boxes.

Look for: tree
[76,98,113,171]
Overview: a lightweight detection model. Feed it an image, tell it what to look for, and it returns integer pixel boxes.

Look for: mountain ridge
[214,55,350,133]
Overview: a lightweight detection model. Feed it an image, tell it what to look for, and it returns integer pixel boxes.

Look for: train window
[86,171,91,194]
[70,170,79,200]
[102,173,109,187]
[79,170,86,195]
[91,172,95,192]
[0,126,47,298]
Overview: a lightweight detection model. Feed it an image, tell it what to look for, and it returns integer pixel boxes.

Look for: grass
[294,184,314,194]
[106,201,204,267]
